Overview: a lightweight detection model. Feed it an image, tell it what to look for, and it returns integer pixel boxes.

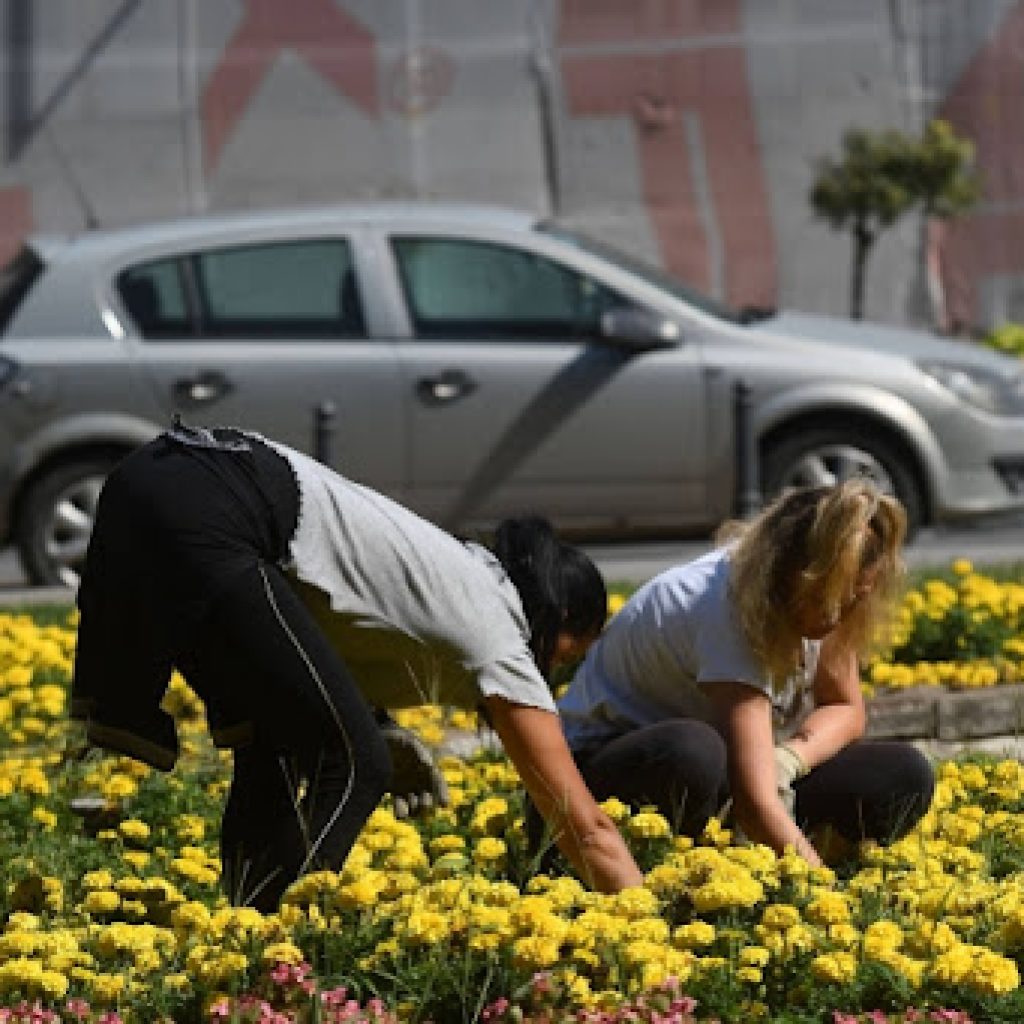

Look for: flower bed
[1,564,1024,1021]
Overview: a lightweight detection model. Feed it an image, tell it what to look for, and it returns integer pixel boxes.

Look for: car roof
[27,202,541,262]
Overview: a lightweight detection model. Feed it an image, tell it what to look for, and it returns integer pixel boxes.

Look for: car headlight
[918,360,1024,416]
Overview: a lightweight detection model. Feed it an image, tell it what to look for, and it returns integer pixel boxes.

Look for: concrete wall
[2,0,1022,331]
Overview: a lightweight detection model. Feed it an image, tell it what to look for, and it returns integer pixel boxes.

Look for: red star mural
[936,1,1024,329]
[201,0,379,173]
[0,187,32,267]
[557,0,776,308]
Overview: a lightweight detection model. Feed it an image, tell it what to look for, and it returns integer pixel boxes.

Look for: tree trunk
[850,221,874,320]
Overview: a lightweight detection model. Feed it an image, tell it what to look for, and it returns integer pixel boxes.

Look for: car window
[538,222,747,323]
[118,258,191,338]
[194,239,364,339]
[0,245,45,336]
[391,237,621,339]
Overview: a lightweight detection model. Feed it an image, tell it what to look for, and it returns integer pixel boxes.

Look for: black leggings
[572,719,935,844]
[180,561,392,912]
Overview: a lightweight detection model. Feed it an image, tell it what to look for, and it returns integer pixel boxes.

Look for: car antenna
[42,124,100,230]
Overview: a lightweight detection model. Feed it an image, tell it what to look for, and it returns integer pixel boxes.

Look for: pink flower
[321,987,349,1008]
[270,962,293,984]
[64,999,92,1022]
[481,997,510,1021]
[532,971,554,995]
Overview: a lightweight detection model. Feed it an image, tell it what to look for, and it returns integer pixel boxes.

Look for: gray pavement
[584,519,1024,587]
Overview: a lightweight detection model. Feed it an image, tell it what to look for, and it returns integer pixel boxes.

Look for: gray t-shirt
[270,442,556,714]
[558,548,817,748]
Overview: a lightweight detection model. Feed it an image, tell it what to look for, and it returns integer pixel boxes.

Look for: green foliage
[810,119,979,319]
[984,323,1024,359]
[811,128,917,233]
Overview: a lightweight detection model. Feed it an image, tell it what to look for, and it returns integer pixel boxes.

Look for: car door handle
[415,370,477,406]
[173,371,233,406]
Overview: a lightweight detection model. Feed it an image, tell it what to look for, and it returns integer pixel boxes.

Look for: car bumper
[930,411,1024,521]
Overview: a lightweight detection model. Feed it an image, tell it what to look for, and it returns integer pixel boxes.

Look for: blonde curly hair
[716,479,906,687]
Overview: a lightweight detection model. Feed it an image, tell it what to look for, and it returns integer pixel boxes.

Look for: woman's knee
[801,740,936,842]
[584,719,726,830]
[651,719,727,786]
[883,743,935,838]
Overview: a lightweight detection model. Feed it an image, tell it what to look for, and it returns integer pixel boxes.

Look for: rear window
[118,239,364,340]
[0,245,44,335]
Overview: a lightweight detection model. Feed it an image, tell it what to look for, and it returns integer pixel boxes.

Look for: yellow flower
[811,951,858,984]
[171,900,211,934]
[691,876,764,913]
[739,945,771,968]
[805,891,851,925]
[512,935,562,970]
[262,941,305,965]
[30,807,57,831]
[599,796,631,823]
[82,890,120,916]
[429,834,466,855]
[627,811,671,839]
[118,818,151,843]
[402,910,450,945]
[673,921,716,949]
[89,971,126,1003]
[473,837,507,866]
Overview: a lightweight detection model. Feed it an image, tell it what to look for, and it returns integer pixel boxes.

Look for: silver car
[2,202,1024,586]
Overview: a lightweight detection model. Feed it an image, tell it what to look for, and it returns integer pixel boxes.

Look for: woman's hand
[375,714,450,819]
[483,696,645,893]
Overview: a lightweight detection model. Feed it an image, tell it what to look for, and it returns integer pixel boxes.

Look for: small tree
[810,119,978,320]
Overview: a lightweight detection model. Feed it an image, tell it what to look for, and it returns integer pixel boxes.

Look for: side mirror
[599,307,680,350]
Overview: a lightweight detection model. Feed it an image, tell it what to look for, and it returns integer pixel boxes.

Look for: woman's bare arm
[483,695,645,892]
[783,630,866,771]
[706,681,822,866]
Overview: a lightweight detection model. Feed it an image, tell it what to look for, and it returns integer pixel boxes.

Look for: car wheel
[15,458,116,588]
[762,427,924,537]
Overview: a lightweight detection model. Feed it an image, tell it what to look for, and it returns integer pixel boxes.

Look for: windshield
[538,222,773,324]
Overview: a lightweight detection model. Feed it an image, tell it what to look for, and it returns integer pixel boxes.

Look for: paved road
[585,518,1024,585]
[2,517,1023,607]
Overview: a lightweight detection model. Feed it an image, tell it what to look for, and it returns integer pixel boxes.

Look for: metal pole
[734,379,762,518]
[313,401,337,467]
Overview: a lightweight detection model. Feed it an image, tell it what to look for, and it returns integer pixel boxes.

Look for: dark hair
[492,516,607,678]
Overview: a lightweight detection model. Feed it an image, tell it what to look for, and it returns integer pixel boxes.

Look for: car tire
[15,457,117,588]
[762,426,924,538]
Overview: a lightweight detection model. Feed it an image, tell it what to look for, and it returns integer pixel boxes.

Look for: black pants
[572,719,935,844]
[180,561,392,912]
[74,432,392,912]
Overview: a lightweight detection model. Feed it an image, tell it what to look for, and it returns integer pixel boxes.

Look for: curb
[867,683,1024,743]
[0,586,75,609]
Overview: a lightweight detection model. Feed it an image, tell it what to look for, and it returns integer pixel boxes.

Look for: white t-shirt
[558,548,818,748]
[271,442,556,714]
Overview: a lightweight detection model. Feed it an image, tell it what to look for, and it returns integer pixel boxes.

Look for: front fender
[753,381,946,490]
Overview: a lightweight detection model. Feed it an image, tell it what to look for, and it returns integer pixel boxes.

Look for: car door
[388,233,708,535]
[121,234,406,496]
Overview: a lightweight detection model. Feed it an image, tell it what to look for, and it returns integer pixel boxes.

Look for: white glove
[376,715,450,819]
[773,743,807,817]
